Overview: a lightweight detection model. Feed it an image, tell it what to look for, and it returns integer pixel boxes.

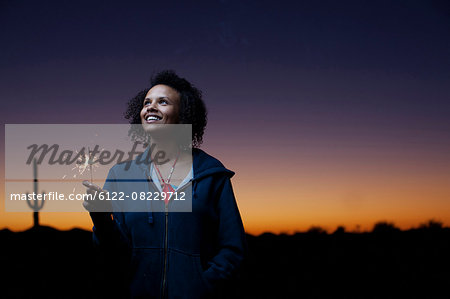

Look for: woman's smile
[143,113,163,123]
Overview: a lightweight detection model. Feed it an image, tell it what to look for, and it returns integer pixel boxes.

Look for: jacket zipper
[148,174,193,299]
[162,202,168,298]
[162,179,193,298]
[146,175,167,298]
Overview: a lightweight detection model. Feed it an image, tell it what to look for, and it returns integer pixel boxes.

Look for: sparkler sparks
[71,149,98,177]
[62,148,101,181]
[63,147,101,193]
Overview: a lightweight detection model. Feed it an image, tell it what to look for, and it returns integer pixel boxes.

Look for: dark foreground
[2,224,449,299]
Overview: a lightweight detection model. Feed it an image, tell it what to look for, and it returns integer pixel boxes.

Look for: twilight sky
[1,0,450,234]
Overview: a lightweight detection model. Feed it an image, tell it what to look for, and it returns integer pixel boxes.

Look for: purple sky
[1,1,449,128]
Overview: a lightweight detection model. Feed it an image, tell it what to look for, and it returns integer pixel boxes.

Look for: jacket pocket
[192,255,213,294]
[167,251,211,299]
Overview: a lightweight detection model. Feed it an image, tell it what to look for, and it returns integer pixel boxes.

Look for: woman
[83,70,248,299]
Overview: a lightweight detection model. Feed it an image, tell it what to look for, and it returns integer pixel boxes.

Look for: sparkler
[69,148,99,179]
[63,147,100,193]
[63,147,99,193]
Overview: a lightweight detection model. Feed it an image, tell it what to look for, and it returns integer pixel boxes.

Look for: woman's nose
[146,102,158,111]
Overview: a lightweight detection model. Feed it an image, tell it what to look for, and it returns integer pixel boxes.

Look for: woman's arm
[202,176,248,293]
[91,212,130,252]
[88,167,131,252]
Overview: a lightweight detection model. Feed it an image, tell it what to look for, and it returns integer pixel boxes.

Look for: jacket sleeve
[202,175,248,293]
[91,167,131,252]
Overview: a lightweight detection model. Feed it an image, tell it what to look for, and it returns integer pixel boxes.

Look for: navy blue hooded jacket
[91,148,248,299]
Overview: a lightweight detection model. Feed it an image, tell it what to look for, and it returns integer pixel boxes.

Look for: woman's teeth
[146,116,161,121]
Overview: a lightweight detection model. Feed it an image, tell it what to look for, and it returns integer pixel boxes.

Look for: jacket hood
[192,148,235,181]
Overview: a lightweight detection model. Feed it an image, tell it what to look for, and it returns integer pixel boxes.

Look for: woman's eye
[144,100,151,106]
[159,99,168,105]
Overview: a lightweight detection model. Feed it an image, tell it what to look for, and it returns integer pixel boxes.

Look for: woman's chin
[142,123,178,137]
[142,122,164,130]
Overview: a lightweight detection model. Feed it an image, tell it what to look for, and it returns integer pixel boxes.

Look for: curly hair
[124,70,208,148]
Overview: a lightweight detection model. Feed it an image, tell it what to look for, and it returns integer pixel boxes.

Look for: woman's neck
[149,137,180,165]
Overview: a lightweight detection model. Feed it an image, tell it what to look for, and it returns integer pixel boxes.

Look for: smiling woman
[83,70,248,299]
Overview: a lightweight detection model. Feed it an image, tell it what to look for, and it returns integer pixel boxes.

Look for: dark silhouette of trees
[372,221,400,234]
[307,226,327,235]
[419,219,443,230]
[333,225,346,235]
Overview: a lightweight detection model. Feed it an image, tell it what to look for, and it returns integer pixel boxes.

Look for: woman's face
[140,84,181,131]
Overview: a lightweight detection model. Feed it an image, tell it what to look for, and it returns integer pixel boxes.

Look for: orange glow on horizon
[1,141,450,235]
